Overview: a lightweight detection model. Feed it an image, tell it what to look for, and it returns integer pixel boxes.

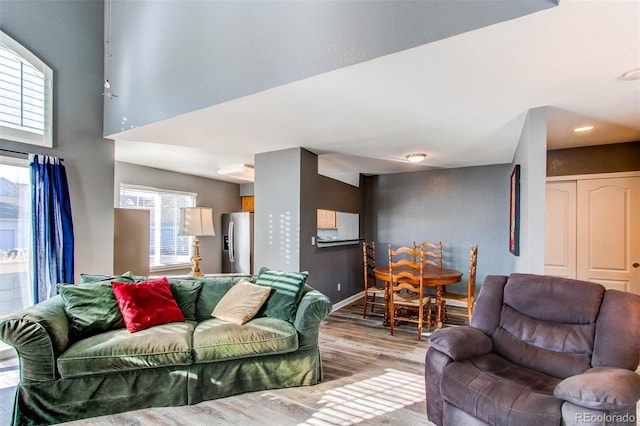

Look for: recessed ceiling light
[406,153,427,163]
[622,67,640,81]
[574,125,594,133]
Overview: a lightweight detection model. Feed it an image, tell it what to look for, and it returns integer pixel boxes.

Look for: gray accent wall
[365,164,513,294]
[0,0,114,279]
[513,107,547,274]
[114,161,241,275]
[104,0,556,135]
[299,149,365,303]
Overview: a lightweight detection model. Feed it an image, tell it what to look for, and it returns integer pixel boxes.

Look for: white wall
[254,148,302,272]
[512,106,547,273]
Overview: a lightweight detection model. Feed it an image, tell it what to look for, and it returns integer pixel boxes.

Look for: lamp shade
[179,207,215,237]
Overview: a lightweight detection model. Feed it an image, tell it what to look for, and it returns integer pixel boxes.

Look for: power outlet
[337,283,341,291]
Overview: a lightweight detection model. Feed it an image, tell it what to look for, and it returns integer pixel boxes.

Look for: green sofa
[0,274,332,425]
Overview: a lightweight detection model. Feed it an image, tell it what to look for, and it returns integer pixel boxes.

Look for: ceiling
[112,0,640,185]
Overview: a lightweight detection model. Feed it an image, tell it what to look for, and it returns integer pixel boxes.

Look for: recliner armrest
[429,326,492,361]
[554,367,640,412]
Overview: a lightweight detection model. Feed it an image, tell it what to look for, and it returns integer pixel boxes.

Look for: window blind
[119,185,197,269]
[0,30,52,148]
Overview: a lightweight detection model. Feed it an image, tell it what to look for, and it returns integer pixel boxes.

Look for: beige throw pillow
[211,279,272,325]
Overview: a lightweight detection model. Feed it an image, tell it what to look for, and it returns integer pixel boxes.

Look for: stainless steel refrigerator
[221,212,254,274]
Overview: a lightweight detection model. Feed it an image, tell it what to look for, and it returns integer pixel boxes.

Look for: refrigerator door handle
[228,221,235,263]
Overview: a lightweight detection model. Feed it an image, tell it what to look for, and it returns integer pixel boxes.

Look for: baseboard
[332,291,364,312]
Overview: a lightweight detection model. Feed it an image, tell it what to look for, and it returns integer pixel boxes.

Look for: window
[119,185,196,270]
[0,30,53,148]
[0,156,33,316]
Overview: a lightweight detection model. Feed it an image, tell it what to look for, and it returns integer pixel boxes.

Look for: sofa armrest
[429,326,492,361]
[0,295,69,382]
[554,367,640,412]
[293,285,332,350]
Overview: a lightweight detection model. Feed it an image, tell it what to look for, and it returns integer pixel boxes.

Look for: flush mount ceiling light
[217,164,255,182]
[574,125,594,133]
[406,153,427,163]
[622,67,640,81]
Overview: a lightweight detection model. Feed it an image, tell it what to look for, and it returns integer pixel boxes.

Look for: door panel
[576,177,640,294]
[545,182,577,278]
[595,279,629,292]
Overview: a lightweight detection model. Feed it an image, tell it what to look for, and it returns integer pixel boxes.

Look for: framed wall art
[509,164,520,256]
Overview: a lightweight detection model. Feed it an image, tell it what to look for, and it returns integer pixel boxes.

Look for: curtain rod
[0,148,64,161]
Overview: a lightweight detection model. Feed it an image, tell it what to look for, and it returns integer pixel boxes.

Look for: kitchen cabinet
[317,209,337,229]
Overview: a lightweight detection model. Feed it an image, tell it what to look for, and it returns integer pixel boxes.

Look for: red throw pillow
[112,277,185,333]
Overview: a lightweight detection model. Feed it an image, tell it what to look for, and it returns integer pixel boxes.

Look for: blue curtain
[31,155,74,303]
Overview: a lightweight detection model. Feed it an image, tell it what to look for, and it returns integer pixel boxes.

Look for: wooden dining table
[374,265,463,330]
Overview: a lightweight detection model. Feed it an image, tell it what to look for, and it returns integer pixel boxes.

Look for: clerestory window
[0,30,53,148]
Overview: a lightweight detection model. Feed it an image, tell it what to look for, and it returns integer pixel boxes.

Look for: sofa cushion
[57,281,125,337]
[490,273,603,380]
[441,352,562,426]
[57,322,195,378]
[211,279,271,325]
[593,289,640,370]
[112,278,185,333]
[168,279,203,321]
[195,276,249,321]
[492,306,594,379]
[192,317,298,363]
[504,273,604,324]
[255,267,308,322]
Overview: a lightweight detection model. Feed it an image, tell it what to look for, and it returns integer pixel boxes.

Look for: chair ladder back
[441,244,478,326]
[467,244,479,314]
[388,245,428,339]
[363,241,377,285]
[362,242,385,319]
[413,241,443,269]
[389,246,423,278]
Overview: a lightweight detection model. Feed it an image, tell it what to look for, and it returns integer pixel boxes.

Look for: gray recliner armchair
[426,273,640,426]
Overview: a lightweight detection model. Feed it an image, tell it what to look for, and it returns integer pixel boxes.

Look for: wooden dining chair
[388,245,430,339]
[362,242,386,319]
[413,241,443,269]
[413,241,442,320]
[442,244,478,325]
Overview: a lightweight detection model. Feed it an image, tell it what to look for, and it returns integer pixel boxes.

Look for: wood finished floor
[1,301,639,425]
[0,300,435,426]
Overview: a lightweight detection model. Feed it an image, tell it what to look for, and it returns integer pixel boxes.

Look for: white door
[576,177,640,294]
[545,182,577,278]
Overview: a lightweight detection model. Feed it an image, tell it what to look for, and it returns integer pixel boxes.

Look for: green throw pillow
[255,267,308,322]
[168,279,203,321]
[57,281,125,337]
[195,276,249,321]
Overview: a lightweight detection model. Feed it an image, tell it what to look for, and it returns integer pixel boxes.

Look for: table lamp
[179,207,215,277]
